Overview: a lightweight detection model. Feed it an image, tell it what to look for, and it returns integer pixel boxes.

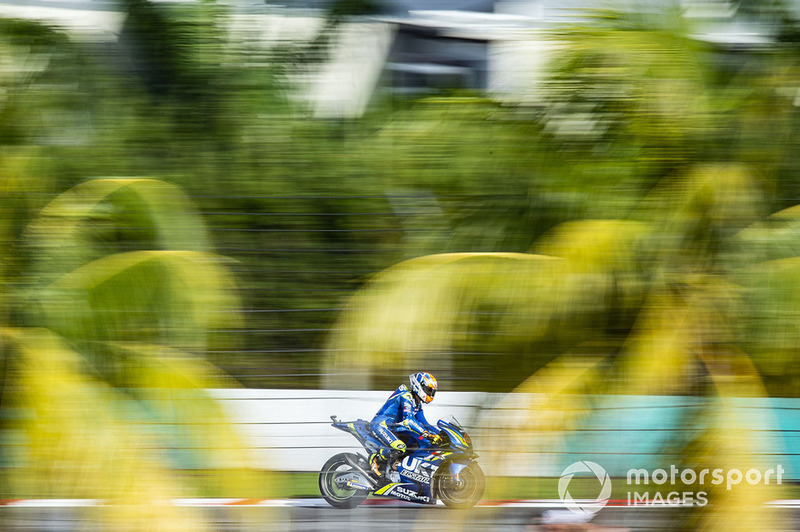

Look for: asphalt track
[286,504,690,531]
[0,505,675,532]
[3,499,800,531]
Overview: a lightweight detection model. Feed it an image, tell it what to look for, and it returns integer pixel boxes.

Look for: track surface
[2,499,799,531]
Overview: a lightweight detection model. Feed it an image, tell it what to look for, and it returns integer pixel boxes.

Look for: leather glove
[425,432,443,446]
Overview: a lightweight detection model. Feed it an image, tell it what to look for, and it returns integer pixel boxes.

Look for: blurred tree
[1,178,261,526]
[118,0,230,137]
[297,0,385,64]
[736,0,800,43]
[323,9,800,528]
[324,168,792,529]
[4,0,800,402]
[322,6,800,387]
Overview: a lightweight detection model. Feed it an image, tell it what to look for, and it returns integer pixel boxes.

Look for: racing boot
[369,452,384,478]
[385,449,402,478]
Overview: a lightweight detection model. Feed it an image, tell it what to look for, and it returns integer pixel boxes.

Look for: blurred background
[4,0,800,529]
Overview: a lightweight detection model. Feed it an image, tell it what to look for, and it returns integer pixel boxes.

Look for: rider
[369,372,442,477]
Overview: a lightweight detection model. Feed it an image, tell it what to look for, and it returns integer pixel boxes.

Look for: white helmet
[409,372,437,404]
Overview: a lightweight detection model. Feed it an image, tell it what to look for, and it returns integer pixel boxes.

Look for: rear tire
[436,462,485,509]
[318,453,370,509]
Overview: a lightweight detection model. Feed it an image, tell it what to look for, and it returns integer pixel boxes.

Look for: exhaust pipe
[344,455,378,488]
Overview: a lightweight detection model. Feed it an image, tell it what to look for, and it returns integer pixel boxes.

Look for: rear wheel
[436,462,485,509]
[319,453,370,509]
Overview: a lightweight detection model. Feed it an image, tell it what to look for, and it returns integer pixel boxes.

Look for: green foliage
[0,177,260,525]
[2,1,800,398]
[25,178,210,283]
[3,3,800,526]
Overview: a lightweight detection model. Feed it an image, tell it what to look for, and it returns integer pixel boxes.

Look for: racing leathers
[369,384,439,476]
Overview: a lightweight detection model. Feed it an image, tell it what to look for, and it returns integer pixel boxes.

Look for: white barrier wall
[208,389,491,472]
[206,390,800,479]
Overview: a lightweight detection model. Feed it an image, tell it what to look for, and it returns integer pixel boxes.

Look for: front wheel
[319,453,370,509]
[436,462,485,509]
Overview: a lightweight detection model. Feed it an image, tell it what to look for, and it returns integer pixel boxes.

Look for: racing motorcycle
[319,415,484,509]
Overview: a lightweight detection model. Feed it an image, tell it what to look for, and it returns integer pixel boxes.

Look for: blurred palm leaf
[25,178,209,284]
[638,164,765,239]
[326,162,791,529]
[732,204,800,264]
[619,288,695,396]
[689,351,781,531]
[481,356,604,478]
[4,328,210,530]
[326,220,651,381]
[533,219,650,324]
[737,257,800,390]
[108,341,261,490]
[325,252,563,378]
[41,249,240,352]
[1,177,258,526]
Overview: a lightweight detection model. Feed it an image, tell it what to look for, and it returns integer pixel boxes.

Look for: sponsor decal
[422,451,451,461]
[402,470,431,484]
[345,481,371,491]
[374,482,431,503]
[394,485,431,503]
[401,456,438,475]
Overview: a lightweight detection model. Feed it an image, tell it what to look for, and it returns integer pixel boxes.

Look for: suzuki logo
[401,456,436,475]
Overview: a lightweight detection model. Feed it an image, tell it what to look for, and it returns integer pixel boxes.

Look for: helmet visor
[422,383,436,399]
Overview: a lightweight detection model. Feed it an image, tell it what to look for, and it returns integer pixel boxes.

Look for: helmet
[409,372,437,404]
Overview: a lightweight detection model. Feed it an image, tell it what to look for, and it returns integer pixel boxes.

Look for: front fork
[444,461,469,490]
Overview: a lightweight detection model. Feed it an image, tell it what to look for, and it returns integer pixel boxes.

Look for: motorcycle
[318,414,484,509]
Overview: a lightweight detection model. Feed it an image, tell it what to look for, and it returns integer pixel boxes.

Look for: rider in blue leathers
[369,372,442,477]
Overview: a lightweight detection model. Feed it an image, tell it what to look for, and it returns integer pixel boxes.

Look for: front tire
[436,462,485,509]
[318,453,370,509]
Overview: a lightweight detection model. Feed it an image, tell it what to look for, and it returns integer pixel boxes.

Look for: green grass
[10,468,800,502]
[276,472,800,502]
